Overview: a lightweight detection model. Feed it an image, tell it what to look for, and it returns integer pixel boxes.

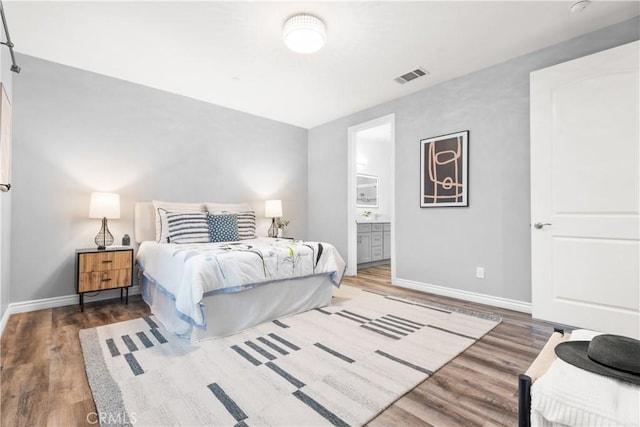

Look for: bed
[519,329,640,427]
[134,201,346,342]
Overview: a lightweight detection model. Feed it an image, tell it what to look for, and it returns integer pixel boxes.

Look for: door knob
[533,222,552,229]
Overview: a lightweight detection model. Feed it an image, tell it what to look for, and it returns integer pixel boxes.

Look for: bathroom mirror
[356,174,379,208]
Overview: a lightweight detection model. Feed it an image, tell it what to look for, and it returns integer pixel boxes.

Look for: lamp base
[268,218,278,238]
[95,217,114,249]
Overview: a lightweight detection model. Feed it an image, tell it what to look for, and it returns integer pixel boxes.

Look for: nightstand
[75,247,134,312]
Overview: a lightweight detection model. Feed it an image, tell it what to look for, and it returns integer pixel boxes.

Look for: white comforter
[136,238,346,328]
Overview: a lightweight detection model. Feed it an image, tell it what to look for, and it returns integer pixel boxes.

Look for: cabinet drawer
[371,231,383,246]
[357,223,372,233]
[383,223,391,231]
[79,251,132,273]
[371,246,383,261]
[372,223,383,232]
[79,268,132,292]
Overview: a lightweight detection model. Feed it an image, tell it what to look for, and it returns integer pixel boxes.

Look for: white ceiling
[5,1,639,128]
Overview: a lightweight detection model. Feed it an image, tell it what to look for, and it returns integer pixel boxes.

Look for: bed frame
[518,327,566,427]
[133,201,335,342]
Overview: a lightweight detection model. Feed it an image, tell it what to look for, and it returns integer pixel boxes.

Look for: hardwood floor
[346,265,556,426]
[1,298,151,426]
[1,266,557,426]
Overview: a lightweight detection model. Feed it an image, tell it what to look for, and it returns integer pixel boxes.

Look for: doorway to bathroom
[347,114,395,282]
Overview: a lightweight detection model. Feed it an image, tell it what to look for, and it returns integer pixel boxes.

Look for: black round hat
[555,334,640,385]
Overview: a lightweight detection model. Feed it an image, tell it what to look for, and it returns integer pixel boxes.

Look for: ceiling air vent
[394,67,429,84]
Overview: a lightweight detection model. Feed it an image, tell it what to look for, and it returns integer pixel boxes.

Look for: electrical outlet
[476,267,485,279]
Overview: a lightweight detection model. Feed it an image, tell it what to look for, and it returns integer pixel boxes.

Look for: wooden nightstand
[75,247,134,312]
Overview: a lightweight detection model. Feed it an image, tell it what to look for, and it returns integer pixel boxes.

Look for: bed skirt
[141,273,334,342]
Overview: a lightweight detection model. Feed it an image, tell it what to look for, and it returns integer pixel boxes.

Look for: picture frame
[356,174,379,208]
[0,83,11,192]
[420,130,468,207]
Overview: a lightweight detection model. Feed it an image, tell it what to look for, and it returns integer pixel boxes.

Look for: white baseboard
[0,286,141,337]
[0,306,11,338]
[393,277,531,314]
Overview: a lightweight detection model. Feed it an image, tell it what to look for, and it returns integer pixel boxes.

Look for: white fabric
[152,200,203,242]
[142,273,333,342]
[136,238,346,328]
[204,202,251,213]
[531,329,640,427]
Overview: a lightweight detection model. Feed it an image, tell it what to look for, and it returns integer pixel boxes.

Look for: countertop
[356,219,390,224]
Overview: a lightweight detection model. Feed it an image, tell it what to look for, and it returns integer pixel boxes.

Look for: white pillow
[152,201,203,243]
[204,202,251,213]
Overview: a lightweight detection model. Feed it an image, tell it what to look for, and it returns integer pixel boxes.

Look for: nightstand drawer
[79,268,132,292]
[75,247,134,311]
[79,250,132,273]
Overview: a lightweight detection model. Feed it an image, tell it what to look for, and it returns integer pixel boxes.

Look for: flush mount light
[570,0,591,13]
[283,14,326,54]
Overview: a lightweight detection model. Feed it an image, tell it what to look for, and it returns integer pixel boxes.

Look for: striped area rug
[79,285,501,426]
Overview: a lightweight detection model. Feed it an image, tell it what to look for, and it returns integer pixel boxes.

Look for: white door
[530,41,640,339]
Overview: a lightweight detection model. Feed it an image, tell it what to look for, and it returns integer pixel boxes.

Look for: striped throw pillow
[235,211,257,240]
[153,201,203,243]
[166,212,210,244]
[207,213,239,243]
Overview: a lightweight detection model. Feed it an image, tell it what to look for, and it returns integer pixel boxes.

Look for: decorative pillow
[166,212,210,244]
[229,210,256,240]
[204,202,251,214]
[152,201,203,243]
[207,213,239,243]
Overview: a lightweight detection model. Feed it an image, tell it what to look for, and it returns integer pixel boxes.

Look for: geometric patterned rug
[79,285,501,426]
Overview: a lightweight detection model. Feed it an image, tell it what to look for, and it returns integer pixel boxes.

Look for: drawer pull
[101,278,112,282]
[102,260,113,263]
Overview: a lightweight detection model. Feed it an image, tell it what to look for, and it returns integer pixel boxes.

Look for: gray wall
[11,54,308,302]
[0,46,14,319]
[308,17,640,303]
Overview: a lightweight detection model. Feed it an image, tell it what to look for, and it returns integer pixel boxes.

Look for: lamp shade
[283,14,326,54]
[89,192,120,219]
[265,199,283,218]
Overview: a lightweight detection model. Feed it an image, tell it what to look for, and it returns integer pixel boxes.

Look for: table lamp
[265,199,282,238]
[89,192,120,250]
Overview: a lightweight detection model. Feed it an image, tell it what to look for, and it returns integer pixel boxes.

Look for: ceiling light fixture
[570,0,591,13]
[283,14,326,54]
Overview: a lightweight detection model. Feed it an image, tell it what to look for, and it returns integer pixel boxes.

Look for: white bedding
[531,329,640,426]
[136,238,346,328]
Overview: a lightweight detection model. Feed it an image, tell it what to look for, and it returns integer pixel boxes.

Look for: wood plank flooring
[1,266,557,426]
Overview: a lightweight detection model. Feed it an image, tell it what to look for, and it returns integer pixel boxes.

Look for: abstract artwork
[420,130,468,207]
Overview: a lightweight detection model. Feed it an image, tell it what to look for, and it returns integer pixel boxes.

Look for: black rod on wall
[0,0,20,73]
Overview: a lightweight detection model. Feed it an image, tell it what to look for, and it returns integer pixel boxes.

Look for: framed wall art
[356,174,379,208]
[420,130,468,207]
